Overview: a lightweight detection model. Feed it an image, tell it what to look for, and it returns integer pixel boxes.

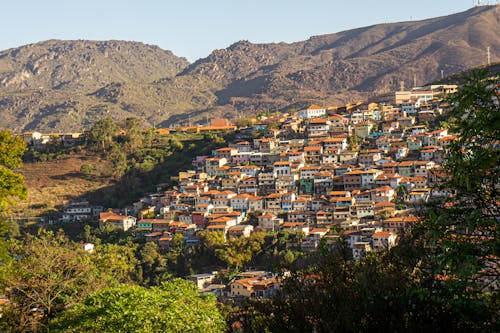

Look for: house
[354,122,373,138]
[303,146,323,164]
[81,243,94,253]
[343,170,363,191]
[293,196,309,211]
[227,224,254,238]
[407,188,431,204]
[338,150,358,164]
[307,118,330,138]
[360,169,384,189]
[230,194,254,211]
[187,273,216,289]
[281,222,309,236]
[371,232,398,250]
[397,161,415,177]
[215,147,238,160]
[61,201,100,222]
[248,196,264,212]
[352,242,372,260]
[273,161,292,176]
[205,157,228,176]
[230,276,280,298]
[383,215,419,234]
[374,201,396,218]
[241,165,261,178]
[323,136,347,151]
[315,211,334,226]
[258,213,282,231]
[297,104,326,119]
[236,141,252,153]
[99,212,136,231]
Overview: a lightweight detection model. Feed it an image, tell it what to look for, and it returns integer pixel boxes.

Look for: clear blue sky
[0,0,484,62]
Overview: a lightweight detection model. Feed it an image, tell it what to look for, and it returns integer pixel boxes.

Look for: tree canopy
[49,280,225,333]
[0,130,27,212]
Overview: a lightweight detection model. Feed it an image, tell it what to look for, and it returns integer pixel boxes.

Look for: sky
[0,0,488,62]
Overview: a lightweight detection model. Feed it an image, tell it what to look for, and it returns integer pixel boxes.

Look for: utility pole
[487,46,491,65]
[413,74,417,88]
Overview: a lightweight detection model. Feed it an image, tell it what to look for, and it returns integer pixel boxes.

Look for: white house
[297,104,326,119]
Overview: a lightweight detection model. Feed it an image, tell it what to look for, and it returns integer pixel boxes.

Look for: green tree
[87,117,119,153]
[49,280,225,333]
[79,163,93,174]
[0,130,26,263]
[169,137,184,151]
[216,232,266,269]
[108,145,128,178]
[136,242,170,286]
[0,130,27,212]
[403,71,499,329]
[124,117,143,153]
[234,117,254,128]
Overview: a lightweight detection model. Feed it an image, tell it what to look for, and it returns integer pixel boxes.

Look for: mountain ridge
[0,5,498,132]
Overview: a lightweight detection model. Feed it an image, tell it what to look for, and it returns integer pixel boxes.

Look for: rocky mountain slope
[182,5,499,111]
[0,5,498,132]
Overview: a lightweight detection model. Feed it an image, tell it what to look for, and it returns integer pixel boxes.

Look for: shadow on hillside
[65,137,224,210]
[159,108,212,128]
[50,171,108,182]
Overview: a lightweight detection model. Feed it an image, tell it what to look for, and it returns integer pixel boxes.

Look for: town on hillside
[23,83,459,299]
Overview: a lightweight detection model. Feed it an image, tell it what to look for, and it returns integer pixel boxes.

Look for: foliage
[49,280,225,333]
[79,163,94,174]
[86,117,119,153]
[135,242,171,286]
[216,232,266,269]
[403,71,500,327]
[123,117,143,153]
[0,130,27,212]
[0,130,26,264]
[234,117,254,128]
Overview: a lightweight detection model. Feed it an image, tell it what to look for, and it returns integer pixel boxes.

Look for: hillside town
[25,84,460,298]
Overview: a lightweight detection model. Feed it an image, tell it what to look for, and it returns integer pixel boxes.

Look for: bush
[80,164,94,174]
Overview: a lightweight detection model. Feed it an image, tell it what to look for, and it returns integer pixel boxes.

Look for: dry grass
[14,154,114,216]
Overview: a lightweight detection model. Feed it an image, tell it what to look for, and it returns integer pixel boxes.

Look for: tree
[49,280,225,333]
[0,232,140,331]
[124,117,143,153]
[86,117,118,153]
[0,130,27,212]
[136,242,170,286]
[0,130,26,263]
[234,117,254,128]
[404,71,499,328]
[216,232,266,269]
[0,233,99,331]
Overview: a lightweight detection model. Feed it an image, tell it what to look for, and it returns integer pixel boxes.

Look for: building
[297,104,327,119]
[99,211,137,231]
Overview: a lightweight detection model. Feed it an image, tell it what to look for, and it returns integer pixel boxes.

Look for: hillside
[0,5,499,132]
[181,5,499,111]
[14,153,114,216]
[0,40,219,131]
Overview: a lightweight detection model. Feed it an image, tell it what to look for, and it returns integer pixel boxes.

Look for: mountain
[0,5,499,132]
[181,5,499,111]
[0,40,220,131]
